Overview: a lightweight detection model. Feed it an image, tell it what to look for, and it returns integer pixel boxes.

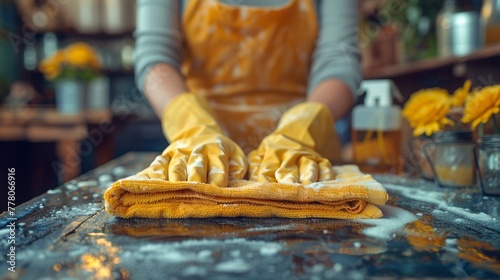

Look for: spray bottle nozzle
[361,79,403,107]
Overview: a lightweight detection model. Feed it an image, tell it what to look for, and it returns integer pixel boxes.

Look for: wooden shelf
[364,44,500,79]
[28,68,134,76]
[0,107,112,126]
[35,29,134,40]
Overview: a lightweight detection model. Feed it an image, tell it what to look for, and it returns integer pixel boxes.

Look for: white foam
[112,166,126,176]
[384,184,498,228]
[333,263,343,272]
[77,181,97,188]
[98,174,113,183]
[356,205,417,240]
[259,244,282,256]
[198,250,212,259]
[230,250,241,258]
[135,238,283,250]
[182,266,207,277]
[47,189,61,194]
[129,247,209,263]
[214,259,251,274]
[222,204,239,207]
[246,225,292,232]
[445,238,457,245]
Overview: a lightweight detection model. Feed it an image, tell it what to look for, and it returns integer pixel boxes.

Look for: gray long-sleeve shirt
[134,0,362,100]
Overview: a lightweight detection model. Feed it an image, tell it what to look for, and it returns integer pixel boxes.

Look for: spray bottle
[351,80,403,174]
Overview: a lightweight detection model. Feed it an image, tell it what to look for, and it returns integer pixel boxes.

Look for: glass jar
[424,131,476,187]
[408,135,435,180]
[476,135,500,196]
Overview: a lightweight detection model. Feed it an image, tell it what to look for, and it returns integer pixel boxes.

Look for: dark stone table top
[1,152,500,279]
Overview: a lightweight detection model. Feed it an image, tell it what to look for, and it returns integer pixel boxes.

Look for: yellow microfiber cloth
[104,165,389,219]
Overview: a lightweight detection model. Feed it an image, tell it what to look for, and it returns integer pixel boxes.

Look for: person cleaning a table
[134,0,362,188]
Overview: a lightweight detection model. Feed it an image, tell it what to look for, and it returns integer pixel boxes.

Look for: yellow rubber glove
[248,102,340,184]
[147,93,248,187]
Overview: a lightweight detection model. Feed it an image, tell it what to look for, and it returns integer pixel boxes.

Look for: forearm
[307,79,354,121]
[307,0,361,118]
[135,0,184,117]
[143,63,188,117]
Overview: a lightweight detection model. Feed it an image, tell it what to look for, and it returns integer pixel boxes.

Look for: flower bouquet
[40,42,101,82]
[403,80,471,137]
[402,80,500,188]
[402,81,471,181]
[403,80,500,137]
[39,42,101,114]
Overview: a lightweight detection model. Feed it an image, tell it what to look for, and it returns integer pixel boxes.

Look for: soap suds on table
[383,184,499,230]
[259,244,282,256]
[122,238,283,258]
[116,238,284,276]
[246,225,293,232]
[214,259,251,274]
[355,204,417,240]
[47,189,62,194]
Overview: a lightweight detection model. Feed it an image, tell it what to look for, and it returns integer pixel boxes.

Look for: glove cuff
[161,93,223,142]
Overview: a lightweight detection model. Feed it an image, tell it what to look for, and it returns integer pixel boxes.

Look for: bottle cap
[361,80,403,107]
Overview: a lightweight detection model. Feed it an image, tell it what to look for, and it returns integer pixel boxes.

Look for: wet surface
[1,152,500,279]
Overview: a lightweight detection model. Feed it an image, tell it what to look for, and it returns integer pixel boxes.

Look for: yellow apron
[181,0,320,154]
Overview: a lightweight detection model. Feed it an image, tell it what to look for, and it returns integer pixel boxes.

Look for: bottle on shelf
[436,0,456,57]
[481,0,500,45]
[437,0,483,57]
[75,0,101,34]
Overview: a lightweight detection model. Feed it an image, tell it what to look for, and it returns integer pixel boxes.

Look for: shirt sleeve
[308,0,362,102]
[134,0,183,92]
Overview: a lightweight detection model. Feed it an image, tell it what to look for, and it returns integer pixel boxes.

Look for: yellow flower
[402,88,454,136]
[38,42,101,81]
[64,42,101,69]
[461,85,500,129]
[39,62,60,80]
[39,51,66,80]
[452,79,471,107]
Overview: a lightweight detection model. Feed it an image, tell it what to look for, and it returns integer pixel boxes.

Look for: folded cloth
[104,165,389,219]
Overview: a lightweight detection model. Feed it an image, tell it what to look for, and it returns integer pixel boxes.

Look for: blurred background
[0,0,499,204]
